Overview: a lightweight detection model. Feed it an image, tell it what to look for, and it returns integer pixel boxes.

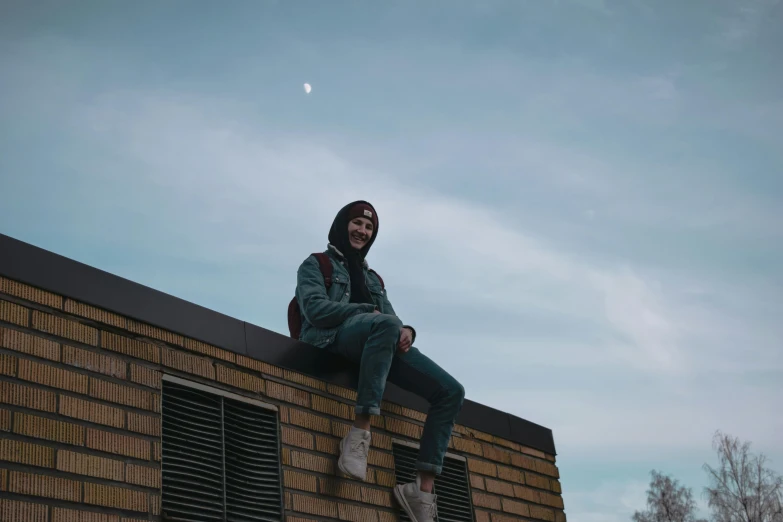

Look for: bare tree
[703,430,783,522]
[633,470,708,522]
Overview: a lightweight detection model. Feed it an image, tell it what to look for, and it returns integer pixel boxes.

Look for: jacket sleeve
[377,277,417,344]
[296,256,375,329]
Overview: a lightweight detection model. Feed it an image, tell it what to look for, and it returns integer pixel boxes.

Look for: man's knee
[370,313,403,336]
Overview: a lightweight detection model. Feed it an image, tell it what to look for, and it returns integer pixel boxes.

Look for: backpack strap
[368,269,385,290]
[312,253,333,288]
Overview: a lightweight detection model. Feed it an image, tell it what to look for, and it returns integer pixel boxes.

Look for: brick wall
[0,275,566,522]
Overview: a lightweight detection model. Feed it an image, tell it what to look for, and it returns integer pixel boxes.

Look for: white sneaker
[337,426,371,481]
[394,477,438,522]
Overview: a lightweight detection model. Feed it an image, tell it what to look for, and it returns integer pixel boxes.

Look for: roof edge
[0,233,556,455]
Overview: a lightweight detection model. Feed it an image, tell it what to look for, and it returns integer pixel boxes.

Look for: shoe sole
[337,437,366,482]
[393,485,420,522]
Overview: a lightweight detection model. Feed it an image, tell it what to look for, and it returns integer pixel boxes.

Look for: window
[161,375,283,522]
[392,440,475,522]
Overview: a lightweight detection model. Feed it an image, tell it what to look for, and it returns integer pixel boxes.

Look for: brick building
[0,233,566,522]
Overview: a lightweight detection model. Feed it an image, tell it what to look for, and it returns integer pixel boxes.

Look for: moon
[303,83,312,94]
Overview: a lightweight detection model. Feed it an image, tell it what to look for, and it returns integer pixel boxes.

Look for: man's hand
[398,327,413,353]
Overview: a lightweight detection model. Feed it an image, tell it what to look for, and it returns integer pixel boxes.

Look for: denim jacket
[295,245,413,348]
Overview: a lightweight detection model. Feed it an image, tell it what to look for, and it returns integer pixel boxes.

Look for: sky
[1,1,782,520]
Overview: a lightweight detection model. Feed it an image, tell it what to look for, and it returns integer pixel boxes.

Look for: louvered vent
[162,379,283,522]
[392,442,475,522]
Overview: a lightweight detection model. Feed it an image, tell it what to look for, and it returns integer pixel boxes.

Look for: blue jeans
[327,312,465,475]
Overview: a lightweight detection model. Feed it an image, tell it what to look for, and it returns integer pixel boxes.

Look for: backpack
[288,253,385,339]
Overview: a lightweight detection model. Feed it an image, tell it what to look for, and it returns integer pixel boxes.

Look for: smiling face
[347,216,374,250]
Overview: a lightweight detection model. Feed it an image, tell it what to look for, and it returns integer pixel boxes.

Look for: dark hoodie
[327,200,378,306]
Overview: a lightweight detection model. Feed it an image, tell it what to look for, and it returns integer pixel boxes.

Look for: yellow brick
[101,332,160,363]
[0,326,60,361]
[0,439,55,467]
[129,364,160,389]
[473,492,502,510]
[493,436,522,452]
[503,498,531,517]
[84,482,149,512]
[510,453,538,471]
[126,463,160,488]
[311,394,352,419]
[315,434,339,455]
[368,449,394,469]
[291,493,338,518]
[184,337,236,362]
[378,512,398,522]
[319,477,362,501]
[266,381,309,407]
[126,319,183,345]
[498,465,525,484]
[484,445,513,465]
[370,415,384,429]
[1,381,56,412]
[57,449,124,481]
[59,395,124,428]
[89,378,158,411]
[475,510,491,522]
[525,472,551,490]
[87,428,151,460]
[0,299,28,326]
[529,505,556,522]
[126,411,160,437]
[0,409,9,431]
[338,503,379,522]
[486,478,515,497]
[64,299,125,328]
[0,277,62,308]
[283,369,327,391]
[468,458,498,477]
[375,470,395,488]
[514,485,541,503]
[282,426,314,450]
[153,441,161,461]
[9,470,81,501]
[18,358,89,394]
[372,431,392,450]
[535,460,560,479]
[63,345,126,379]
[32,311,97,345]
[290,450,335,474]
[466,428,495,443]
[539,491,565,509]
[284,469,318,492]
[216,365,264,393]
[327,383,357,401]
[0,498,48,522]
[287,408,330,433]
[362,486,393,507]
[0,353,16,376]
[453,436,484,456]
[492,514,526,522]
[521,446,548,459]
[150,494,160,515]
[236,354,284,377]
[162,347,214,379]
[53,506,121,522]
[385,417,423,440]
[331,420,351,438]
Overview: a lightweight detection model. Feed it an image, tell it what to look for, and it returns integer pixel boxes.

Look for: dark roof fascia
[0,233,556,455]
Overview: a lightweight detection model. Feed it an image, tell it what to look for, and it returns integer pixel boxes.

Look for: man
[295,200,465,522]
